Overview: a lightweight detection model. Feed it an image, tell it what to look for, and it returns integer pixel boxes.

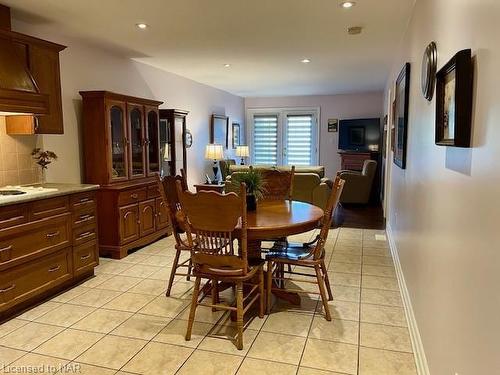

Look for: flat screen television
[338,118,381,151]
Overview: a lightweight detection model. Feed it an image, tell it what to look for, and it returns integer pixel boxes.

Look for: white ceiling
[4,0,415,97]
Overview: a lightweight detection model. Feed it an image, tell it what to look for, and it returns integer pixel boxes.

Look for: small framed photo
[435,49,473,147]
[328,119,338,132]
[232,123,240,149]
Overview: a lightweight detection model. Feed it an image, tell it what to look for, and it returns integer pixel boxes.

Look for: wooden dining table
[245,200,324,305]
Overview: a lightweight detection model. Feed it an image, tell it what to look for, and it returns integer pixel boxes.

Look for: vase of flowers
[230,169,266,211]
[31,148,58,184]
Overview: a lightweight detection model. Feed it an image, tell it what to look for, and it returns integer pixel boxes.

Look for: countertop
[0,183,100,207]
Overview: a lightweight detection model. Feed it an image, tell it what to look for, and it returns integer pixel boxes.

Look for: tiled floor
[0,228,417,375]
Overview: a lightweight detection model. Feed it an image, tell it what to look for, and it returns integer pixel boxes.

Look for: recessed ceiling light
[224,63,231,68]
[136,23,148,30]
[301,58,311,64]
[340,1,356,8]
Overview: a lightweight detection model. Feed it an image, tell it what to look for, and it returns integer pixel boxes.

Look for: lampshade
[235,145,250,158]
[205,144,224,160]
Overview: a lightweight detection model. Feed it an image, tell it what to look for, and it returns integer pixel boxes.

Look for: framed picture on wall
[393,63,410,169]
[232,123,240,149]
[210,114,229,148]
[435,49,473,147]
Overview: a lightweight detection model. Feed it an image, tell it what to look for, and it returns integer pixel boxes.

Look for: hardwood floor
[333,203,385,230]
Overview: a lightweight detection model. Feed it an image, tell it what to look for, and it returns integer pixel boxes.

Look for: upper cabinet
[0,5,66,134]
[79,91,163,185]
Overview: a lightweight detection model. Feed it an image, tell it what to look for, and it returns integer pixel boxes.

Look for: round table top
[246,200,324,240]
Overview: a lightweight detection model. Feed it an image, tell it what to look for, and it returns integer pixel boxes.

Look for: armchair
[337,160,377,204]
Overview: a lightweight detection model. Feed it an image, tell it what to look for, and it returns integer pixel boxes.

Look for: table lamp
[205,144,224,183]
[235,145,250,165]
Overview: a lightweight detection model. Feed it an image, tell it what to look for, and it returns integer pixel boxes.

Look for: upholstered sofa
[225,164,333,209]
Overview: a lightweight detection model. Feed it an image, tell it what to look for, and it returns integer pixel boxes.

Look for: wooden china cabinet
[80,91,172,259]
[159,109,189,177]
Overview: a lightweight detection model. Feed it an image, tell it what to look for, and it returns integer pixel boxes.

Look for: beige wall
[384,0,500,374]
[245,93,383,179]
[0,117,42,186]
[10,20,244,187]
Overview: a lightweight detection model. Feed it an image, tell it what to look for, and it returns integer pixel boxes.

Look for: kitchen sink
[0,190,27,196]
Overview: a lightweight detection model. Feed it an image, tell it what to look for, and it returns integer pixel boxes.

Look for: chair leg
[211,279,219,312]
[315,265,331,321]
[321,260,333,301]
[266,260,273,314]
[185,276,201,341]
[236,281,244,350]
[166,248,181,297]
[186,258,192,281]
[258,267,265,318]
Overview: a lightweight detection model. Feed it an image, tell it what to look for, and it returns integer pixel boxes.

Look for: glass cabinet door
[146,109,160,175]
[128,105,145,177]
[108,102,128,181]
[159,118,171,177]
[173,116,185,175]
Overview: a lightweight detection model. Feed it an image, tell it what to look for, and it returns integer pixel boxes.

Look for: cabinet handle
[130,193,138,199]
[80,253,91,260]
[34,117,40,132]
[2,215,25,223]
[79,197,91,203]
[0,284,15,293]
[48,265,61,273]
[0,245,12,253]
[78,214,94,222]
[78,231,94,239]
[46,231,60,239]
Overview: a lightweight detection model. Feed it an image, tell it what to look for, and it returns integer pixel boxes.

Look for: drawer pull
[78,231,94,239]
[0,284,15,293]
[48,265,61,272]
[77,214,94,223]
[46,231,61,239]
[0,245,12,253]
[79,197,90,203]
[130,193,139,199]
[80,253,91,260]
[3,215,25,223]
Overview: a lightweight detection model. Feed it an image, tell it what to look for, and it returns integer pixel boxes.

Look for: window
[247,108,319,166]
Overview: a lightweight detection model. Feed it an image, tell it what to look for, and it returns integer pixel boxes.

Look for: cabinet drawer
[73,223,98,247]
[72,204,97,227]
[73,240,98,276]
[147,184,160,199]
[0,247,72,311]
[71,191,96,209]
[31,196,69,220]
[0,204,29,230]
[118,188,147,206]
[0,214,71,269]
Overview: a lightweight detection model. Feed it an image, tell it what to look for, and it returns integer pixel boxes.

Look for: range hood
[0,5,49,116]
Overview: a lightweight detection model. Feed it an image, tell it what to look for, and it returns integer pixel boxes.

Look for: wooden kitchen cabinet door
[119,204,139,244]
[139,199,155,237]
[155,197,169,230]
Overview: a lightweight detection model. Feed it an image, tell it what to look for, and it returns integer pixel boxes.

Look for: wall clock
[421,41,437,101]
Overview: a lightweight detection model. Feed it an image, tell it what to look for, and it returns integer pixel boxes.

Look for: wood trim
[79,91,162,107]
[0,29,66,51]
[0,4,11,31]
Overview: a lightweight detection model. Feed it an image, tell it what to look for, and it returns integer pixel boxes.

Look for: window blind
[253,115,278,165]
[286,114,314,165]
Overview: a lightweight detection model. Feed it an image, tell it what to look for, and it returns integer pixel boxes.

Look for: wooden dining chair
[260,166,295,201]
[176,181,265,350]
[156,171,192,296]
[265,176,345,320]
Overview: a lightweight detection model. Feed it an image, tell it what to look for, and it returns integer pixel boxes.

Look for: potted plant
[231,169,266,211]
[32,148,57,184]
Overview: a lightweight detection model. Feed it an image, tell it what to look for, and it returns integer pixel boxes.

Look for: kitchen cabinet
[3,29,66,134]
[80,91,172,259]
[0,189,99,320]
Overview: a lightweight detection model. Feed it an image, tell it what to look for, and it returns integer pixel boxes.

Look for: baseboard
[386,223,430,375]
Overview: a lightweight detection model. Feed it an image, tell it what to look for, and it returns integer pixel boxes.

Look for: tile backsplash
[0,116,42,186]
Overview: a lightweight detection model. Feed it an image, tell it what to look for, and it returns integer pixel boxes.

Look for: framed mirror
[210,114,229,149]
